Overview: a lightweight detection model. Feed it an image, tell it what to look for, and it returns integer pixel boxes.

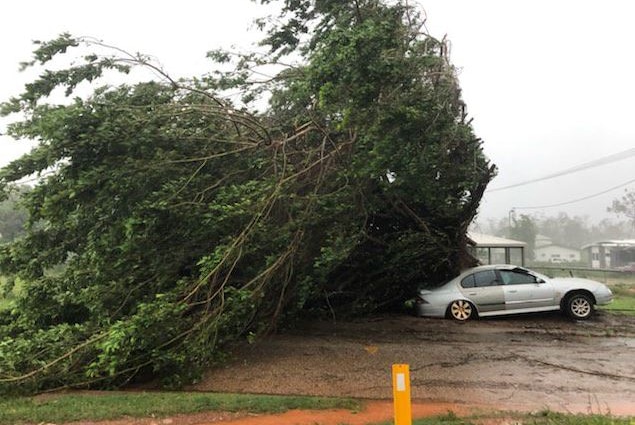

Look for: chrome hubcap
[571,298,591,317]
[451,300,472,320]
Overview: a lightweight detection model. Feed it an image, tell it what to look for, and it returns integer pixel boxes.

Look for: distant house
[534,234,580,263]
[535,244,581,263]
[581,240,635,269]
[467,232,526,266]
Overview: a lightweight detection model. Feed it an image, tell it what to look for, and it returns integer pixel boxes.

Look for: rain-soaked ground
[195,311,635,415]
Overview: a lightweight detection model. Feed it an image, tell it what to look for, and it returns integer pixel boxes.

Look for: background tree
[608,190,635,234]
[0,186,29,243]
[0,0,494,394]
[590,218,633,240]
[534,212,590,248]
[509,214,537,260]
[475,211,633,251]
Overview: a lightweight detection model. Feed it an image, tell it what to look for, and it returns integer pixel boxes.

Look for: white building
[581,240,635,269]
[535,244,581,263]
[533,234,581,263]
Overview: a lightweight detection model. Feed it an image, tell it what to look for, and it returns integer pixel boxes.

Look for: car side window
[499,270,538,285]
[461,275,475,288]
[473,270,499,287]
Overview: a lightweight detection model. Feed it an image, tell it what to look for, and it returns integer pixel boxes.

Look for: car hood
[549,277,607,292]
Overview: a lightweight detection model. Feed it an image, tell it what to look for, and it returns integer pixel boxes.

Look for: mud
[216,401,474,425]
[195,311,635,415]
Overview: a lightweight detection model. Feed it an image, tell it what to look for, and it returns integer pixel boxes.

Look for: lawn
[517,411,635,425]
[0,392,360,424]
[600,283,635,316]
[382,411,634,425]
[410,412,635,425]
[533,267,635,286]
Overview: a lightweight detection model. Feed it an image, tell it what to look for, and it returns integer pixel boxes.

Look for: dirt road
[195,312,635,415]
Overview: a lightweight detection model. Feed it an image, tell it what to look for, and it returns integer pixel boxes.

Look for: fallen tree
[0,0,495,394]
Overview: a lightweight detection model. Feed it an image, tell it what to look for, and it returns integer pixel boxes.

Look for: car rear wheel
[448,300,474,321]
[565,293,594,320]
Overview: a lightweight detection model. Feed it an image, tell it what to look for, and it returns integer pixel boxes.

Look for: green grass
[600,284,635,316]
[532,267,635,286]
[519,410,634,424]
[372,411,634,425]
[412,412,475,425]
[0,391,360,424]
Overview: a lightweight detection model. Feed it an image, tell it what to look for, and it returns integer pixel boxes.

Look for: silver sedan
[415,264,613,320]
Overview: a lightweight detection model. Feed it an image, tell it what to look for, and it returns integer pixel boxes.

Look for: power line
[513,178,635,210]
[487,147,635,192]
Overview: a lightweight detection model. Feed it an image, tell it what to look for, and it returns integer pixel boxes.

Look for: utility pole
[508,208,516,236]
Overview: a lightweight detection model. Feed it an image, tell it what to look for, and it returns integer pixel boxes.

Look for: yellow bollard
[392,364,412,425]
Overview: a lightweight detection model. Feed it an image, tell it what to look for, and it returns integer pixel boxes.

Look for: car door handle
[467,292,477,296]
[508,290,518,293]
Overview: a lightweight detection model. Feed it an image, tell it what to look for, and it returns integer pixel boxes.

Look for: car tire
[565,293,594,320]
[448,300,475,321]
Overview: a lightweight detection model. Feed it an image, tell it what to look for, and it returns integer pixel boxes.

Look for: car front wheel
[565,293,594,320]
[448,300,474,321]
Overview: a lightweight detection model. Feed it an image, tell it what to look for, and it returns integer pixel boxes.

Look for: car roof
[463,264,521,272]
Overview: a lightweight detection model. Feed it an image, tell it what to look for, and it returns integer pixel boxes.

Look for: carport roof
[467,232,526,248]
[581,240,635,250]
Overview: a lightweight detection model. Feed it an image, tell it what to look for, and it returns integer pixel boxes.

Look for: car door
[459,270,505,313]
[498,269,556,310]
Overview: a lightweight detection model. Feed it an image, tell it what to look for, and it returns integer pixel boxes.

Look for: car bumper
[594,291,613,305]
[414,303,447,318]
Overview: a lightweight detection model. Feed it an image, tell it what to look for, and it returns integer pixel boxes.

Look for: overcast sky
[1,0,634,223]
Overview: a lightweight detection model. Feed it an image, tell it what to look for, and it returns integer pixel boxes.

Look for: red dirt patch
[214,400,469,425]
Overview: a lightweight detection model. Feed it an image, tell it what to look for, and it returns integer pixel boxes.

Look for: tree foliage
[608,190,635,231]
[0,0,494,394]
[509,214,537,260]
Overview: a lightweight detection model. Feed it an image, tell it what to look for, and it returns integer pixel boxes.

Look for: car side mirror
[536,278,546,284]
